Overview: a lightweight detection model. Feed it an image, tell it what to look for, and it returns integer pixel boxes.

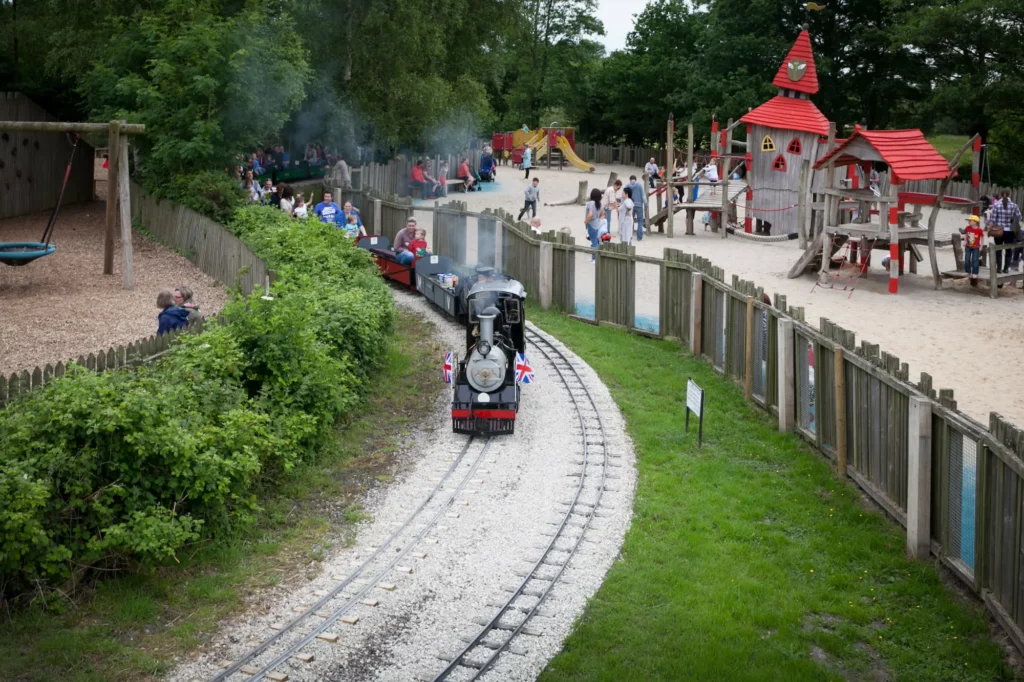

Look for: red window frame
[787,138,802,154]
[772,154,787,172]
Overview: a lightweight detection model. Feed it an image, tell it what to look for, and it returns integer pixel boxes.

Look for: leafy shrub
[159,170,247,224]
[0,201,394,603]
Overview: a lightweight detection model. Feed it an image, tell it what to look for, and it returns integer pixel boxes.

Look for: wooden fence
[130,184,268,296]
[409,198,1024,654]
[0,92,95,220]
[576,143,667,169]
[0,322,204,408]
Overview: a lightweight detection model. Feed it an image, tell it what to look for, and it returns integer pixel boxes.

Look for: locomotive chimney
[478,306,499,347]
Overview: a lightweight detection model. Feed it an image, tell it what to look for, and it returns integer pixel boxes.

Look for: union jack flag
[515,353,534,384]
[442,352,453,383]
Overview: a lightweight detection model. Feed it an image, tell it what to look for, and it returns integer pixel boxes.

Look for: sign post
[685,378,705,447]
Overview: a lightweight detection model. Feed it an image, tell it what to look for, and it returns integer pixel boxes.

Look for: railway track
[425,326,610,681]
[208,436,495,682]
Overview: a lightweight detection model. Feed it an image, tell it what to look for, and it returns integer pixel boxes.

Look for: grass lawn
[530,309,1016,682]
[0,313,442,682]
[928,134,972,168]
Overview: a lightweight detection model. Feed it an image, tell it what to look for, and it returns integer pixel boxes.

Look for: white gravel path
[169,290,636,682]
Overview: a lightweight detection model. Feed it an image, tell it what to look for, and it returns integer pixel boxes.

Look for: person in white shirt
[619,186,635,245]
[703,161,720,195]
[603,180,622,233]
[644,158,660,188]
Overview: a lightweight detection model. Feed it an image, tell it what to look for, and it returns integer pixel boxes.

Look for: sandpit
[410,161,1021,427]
[0,202,229,375]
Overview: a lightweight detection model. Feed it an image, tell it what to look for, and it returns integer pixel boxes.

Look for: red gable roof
[740,96,830,136]
[772,30,819,95]
[813,128,951,181]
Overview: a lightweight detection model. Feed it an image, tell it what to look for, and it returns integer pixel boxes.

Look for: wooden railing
[413,197,1024,654]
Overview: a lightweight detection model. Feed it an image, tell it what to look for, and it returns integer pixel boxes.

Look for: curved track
[209,436,495,682]
[426,327,609,680]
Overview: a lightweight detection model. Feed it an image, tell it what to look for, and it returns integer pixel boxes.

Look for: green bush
[0,203,394,603]
[159,170,248,224]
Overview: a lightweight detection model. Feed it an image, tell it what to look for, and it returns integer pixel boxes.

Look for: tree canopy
[0,0,1020,184]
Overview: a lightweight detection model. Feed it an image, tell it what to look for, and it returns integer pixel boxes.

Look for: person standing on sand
[619,186,635,246]
[518,177,540,220]
[603,180,622,233]
[627,175,646,241]
[522,146,532,179]
[584,188,603,261]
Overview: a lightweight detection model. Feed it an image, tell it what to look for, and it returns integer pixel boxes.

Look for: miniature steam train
[356,236,530,436]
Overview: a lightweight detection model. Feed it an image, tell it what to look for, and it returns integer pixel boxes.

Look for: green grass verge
[530,309,1015,682]
[928,135,972,168]
[0,313,441,682]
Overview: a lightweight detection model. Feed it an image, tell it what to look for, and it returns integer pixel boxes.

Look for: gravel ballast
[169,290,636,682]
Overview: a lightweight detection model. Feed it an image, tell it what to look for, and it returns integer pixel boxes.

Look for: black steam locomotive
[356,238,529,436]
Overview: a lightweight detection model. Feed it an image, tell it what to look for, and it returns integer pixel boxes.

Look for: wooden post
[538,241,553,310]
[834,347,847,476]
[720,176,729,239]
[989,243,999,299]
[777,318,796,432]
[373,199,382,235]
[104,121,120,275]
[117,129,134,290]
[907,396,932,559]
[685,123,695,236]
[797,159,810,250]
[689,272,702,356]
[887,178,900,294]
[666,116,675,238]
[744,296,754,400]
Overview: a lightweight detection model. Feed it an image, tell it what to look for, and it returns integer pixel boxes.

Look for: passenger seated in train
[410,229,431,257]
[393,217,420,265]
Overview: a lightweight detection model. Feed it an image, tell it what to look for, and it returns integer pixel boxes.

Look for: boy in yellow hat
[964,214,984,283]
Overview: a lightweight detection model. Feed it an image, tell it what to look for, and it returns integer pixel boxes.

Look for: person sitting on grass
[314,191,341,224]
[342,213,367,239]
[410,228,431,257]
[157,290,190,335]
[394,217,420,266]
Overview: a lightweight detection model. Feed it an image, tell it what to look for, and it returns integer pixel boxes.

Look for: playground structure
[651,29,985,296]
[490,126,595,173]
[1,92,145,289]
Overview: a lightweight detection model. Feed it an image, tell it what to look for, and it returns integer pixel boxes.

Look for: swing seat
[0,242,57,267]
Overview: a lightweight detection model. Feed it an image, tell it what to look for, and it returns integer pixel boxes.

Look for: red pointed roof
[772,30,819,95]
[740,96,830,136]
[814,129,951,181]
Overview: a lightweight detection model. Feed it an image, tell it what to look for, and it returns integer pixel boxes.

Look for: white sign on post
[685,378,705,447]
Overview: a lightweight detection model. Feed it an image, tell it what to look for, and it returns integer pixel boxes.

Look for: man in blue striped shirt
[988,192,1022,272]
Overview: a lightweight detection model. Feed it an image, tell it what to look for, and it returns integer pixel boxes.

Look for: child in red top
[964,214,984,282]
[409,229,431,258]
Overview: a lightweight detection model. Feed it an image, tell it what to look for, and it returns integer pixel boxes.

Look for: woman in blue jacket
[157,290,190,335]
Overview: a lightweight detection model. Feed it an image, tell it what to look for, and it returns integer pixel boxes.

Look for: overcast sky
[596,0,651,53]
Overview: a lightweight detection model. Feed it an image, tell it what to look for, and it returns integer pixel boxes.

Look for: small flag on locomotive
[515,353,534,384]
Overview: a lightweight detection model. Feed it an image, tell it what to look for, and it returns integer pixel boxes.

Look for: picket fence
[0,321,205,408]
[410,197,1024,654]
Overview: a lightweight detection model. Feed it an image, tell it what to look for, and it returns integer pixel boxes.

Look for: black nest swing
[0,134,81,267]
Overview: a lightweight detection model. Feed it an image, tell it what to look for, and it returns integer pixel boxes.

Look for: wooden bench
[445,178,466,193]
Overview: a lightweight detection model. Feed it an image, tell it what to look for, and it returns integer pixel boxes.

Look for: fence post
[744,295,754,400]
[373,199,382,235]
[777,318,796,431]
[538,241,553,310]
[907,396,933,559]
[689,272,702,356]
[835,347,847,476]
